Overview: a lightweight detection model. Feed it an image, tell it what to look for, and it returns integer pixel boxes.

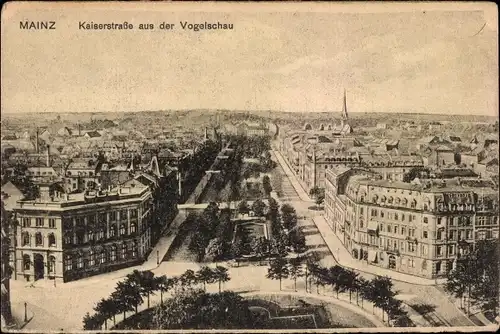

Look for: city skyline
[1,2,498,117]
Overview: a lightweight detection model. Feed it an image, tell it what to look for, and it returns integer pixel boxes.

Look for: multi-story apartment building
[63,158,102,193]
[282,134,424,191]
[1,195,13,326]
[325,167,499,279]
[13,179,154,283]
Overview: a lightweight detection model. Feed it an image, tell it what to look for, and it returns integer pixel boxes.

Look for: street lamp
[24,302,27,322]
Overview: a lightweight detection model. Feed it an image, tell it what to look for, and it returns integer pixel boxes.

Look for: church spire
[342,89,348,121]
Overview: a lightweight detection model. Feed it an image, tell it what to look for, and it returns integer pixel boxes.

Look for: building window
[110,246,117,262]
[36,218,44,227]
[64,233,72,245]
[23,255,31,270]
[380,211,385,218]
[22,232,30,246]
[130,223,137,234]
[22,218,31,227]
[130,209,138,219]
[408,215,412,222]
[119,223,127,236]
[436,261,442,273]
[109,211,116,221]
[121,243,127,259]
[49,218,56,228]
[423,231,428,239]
[87,230,94,243]
[77,255,84,269]
[65,255,72,271]
[360,208,364,215]
[110,224,117,238]
[98,228,105,240]
[48,256,56,273]
[423,217,428,224]
[35,232,43,246]
[132,242,138,257]
[437,246,443,256]
[437,217,442,225]
[401,214,405,222]
[48,233,56,247]
[466,230,472,239]
[371,209,377,217]
[408,242,416,252]
[89,251,95,266]
[476,216,486,226]
[76,230,85,244]
[448,245,455,255]
[437,230,442,240]
[387,225,392,233]
[99,250,106,264]
[401,227,406,235]
[394,213,398,221]
[379,224,384,232]
[411,200,417,209]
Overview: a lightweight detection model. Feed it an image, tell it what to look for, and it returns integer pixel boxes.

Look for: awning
[368,250,378,263]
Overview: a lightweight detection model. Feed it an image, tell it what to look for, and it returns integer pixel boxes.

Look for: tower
[342,89,348,121]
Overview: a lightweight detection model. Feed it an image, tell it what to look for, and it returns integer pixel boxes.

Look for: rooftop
[351,176,497,193]
[15,180,150,210]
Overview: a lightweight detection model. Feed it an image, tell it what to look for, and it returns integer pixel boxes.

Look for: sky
[1,2,498,116]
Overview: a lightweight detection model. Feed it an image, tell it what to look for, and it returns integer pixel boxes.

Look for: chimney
[46,145,51,167]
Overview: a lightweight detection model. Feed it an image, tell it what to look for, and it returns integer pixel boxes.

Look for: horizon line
[1,108,497,118]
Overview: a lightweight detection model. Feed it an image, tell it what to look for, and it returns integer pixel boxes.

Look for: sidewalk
[312,215,446,286]
[435,285,494,326]
[271,150,312,202]
[144,209,188,268]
